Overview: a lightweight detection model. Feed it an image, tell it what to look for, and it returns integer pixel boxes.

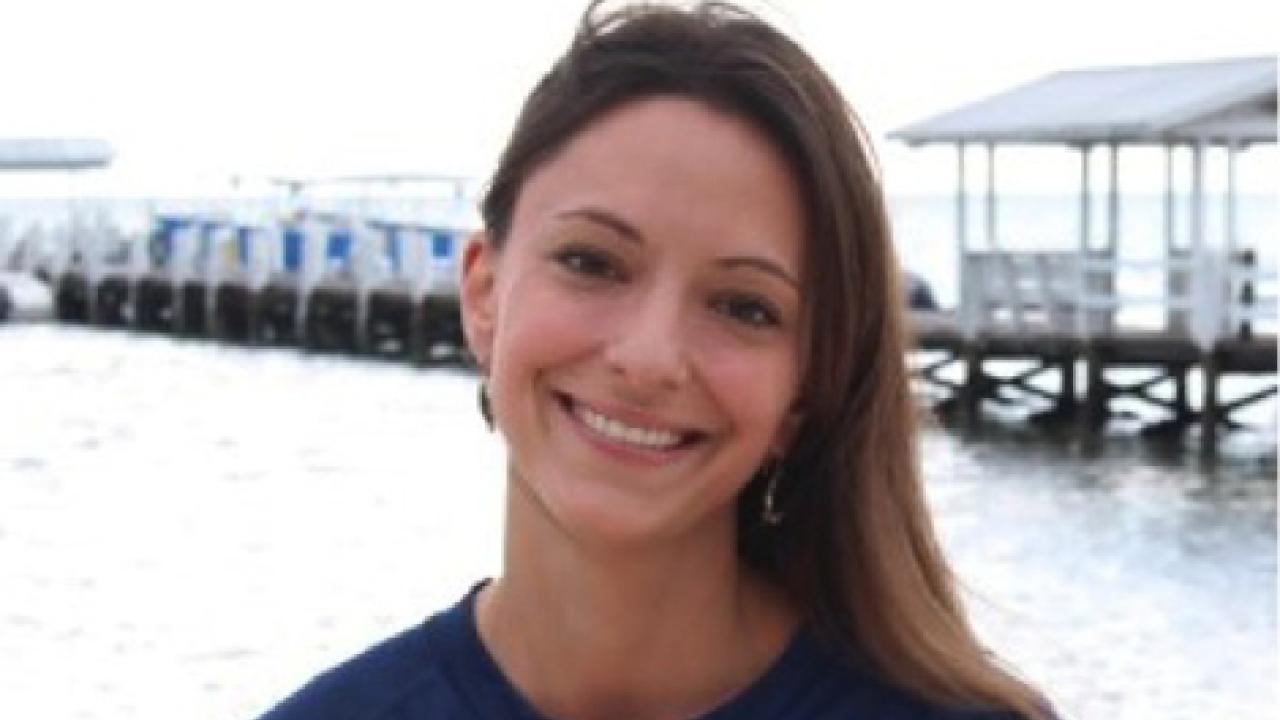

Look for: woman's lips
[554,392,705,460]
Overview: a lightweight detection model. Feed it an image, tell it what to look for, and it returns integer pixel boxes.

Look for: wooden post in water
[1074,143,1104,437]
[406,226,428,365]
[171,224,189,335]
[954,142,983,430]
[82,216,99,325]
[353,222,372,355]
[1173,363,1191,428]
[127,230,148,330]
[1058,354,1077,418]
[298,222,324,349]
[204,223,224,338]
[1081,343,1106,436]
[961,341,985,429]
[1201,351,1220,458]
[245,226,265,347]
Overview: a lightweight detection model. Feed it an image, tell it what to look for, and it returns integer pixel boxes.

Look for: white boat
[0,272,53,322]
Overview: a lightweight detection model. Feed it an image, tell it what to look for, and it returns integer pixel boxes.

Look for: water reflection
[922,427,1275,719]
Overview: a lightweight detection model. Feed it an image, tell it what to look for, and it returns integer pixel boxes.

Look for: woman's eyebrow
[554,207,798,289]
[555,206,643,243]
[716,256,800,291]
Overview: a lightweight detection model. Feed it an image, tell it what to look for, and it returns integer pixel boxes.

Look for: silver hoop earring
[761,458,785,526]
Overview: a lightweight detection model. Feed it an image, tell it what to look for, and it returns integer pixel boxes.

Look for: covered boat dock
[890,56,1277,454]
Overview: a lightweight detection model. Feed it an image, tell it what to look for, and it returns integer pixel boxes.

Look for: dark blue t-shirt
[259,587,1023,719]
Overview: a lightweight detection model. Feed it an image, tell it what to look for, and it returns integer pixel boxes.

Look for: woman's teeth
[574,403,684,450]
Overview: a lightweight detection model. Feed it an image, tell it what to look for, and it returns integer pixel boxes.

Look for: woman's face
[462,97,806,548]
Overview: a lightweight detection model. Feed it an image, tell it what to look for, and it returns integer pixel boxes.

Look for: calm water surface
[1,325,1274,719]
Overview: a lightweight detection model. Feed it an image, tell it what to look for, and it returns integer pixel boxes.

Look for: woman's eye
[553,246,621,280]
[713,294,781,328]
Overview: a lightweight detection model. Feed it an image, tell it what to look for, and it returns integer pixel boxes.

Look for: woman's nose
[603,292,691,397]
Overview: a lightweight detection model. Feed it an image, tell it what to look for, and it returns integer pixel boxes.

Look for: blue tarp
[235,226,253,265]
[149,215,195,266]
[430,231,453,260]
[147,216,464,275]
[385,226,403,273]
[283,226,305,272]
[327,228,353,264]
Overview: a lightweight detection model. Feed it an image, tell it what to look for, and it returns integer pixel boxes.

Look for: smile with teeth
[568,398,691,451]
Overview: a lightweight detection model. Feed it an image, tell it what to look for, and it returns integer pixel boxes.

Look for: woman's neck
[475,477,796,720]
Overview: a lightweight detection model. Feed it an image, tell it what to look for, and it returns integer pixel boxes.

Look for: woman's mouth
[554,392,703,454]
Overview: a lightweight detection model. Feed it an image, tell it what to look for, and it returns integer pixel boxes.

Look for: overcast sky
[2,0,1276,197]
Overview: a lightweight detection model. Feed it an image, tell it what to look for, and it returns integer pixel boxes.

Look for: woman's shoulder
[255,594,479,720]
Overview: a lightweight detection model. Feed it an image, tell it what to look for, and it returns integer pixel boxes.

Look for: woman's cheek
[499,281,616,358]
[695,337,798,433]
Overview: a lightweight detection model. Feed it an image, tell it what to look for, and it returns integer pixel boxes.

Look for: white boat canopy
[890,56,1277,146]
[0,138,113,170]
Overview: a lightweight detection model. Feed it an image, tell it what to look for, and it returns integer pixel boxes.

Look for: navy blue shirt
[259,587,1023,719]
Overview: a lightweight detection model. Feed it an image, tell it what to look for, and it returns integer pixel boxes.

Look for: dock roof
[890,56,1277,146]
[0,138,114,170]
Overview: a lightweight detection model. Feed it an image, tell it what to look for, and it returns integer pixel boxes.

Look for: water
[1,325,1275,719]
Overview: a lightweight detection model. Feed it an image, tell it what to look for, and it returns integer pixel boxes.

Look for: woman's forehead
[508,96,807,269]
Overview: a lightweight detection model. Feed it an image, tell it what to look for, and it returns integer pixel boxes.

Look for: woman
[262,3,1050,718]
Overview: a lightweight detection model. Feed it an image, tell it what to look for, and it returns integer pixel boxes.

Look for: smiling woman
[259,3,1051,719]
[471,97,806,555]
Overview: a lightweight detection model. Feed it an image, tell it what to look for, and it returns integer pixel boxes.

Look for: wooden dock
[50,269,467,363]
[913,315,1275,454]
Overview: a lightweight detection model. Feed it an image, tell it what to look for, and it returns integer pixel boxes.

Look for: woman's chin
[529,482,734,556]
[548,495,675,549]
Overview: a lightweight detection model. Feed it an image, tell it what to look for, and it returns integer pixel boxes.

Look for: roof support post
[1190,140,1204,254]
[1188,138,1219,350]
[1101,141,1119,333]
[1225,140,1238,256]
[1167,141,1172,253]
[1076,144,1092,337]
[957,142,968,256]
[1106,142,1119,257]
[956,142,974,336]
[1163,144,1176,256]
[1165,143,1187,333]
[1225,139,1246,338]
[985,142,997,250]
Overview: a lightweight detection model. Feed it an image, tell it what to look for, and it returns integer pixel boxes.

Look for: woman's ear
[459,231,498,368]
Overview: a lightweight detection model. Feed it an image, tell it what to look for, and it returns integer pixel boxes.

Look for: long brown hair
[479,2,1047,717]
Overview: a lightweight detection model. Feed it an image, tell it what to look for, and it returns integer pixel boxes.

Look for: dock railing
[961,250,1079,337]
[1225,249,1277,340]
[961,248,1275,349]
